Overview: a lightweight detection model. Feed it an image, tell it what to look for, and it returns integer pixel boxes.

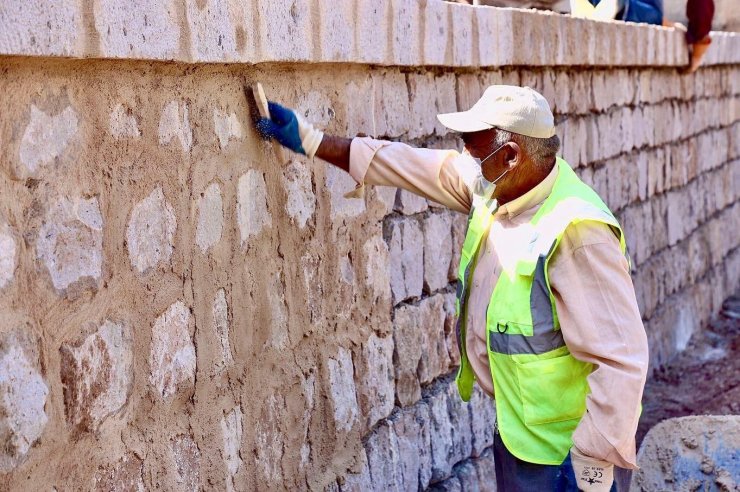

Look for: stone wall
[0,1,738,490]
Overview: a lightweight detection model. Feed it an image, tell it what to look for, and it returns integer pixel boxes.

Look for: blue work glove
[256,101,324,158]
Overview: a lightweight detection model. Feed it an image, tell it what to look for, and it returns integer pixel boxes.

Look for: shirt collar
[494,164,559,219]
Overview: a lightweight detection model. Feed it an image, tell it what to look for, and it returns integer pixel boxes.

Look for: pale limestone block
[93,453,145,491]
[456,73,482,112]
[127,187,176,274]
[355,0,389,65]
[282,161,315,229]
[195,182,223,253]
[19,104,78,175]
[407,72,438,139]
[0,223,16,290]
[59,320,133,432]
[354,333,394,434]
[149,301,196,399]
[212,288,232,374]
[266,271,288,350]
[95,0,180,59]
[390,0,420,66]
[254,393,286,484]
[365,422,403,489]
[339,255,354,286]
[159,100,193,152]
[390,405,433,489]
[325,165,365,220]
[109,104,141,140]
[372,185,398,217]
[221,406,243,492]
[185,0,238,61]
[416,294,449,384]
[0,0,79,55]
[423,0,448,66]
[317,0,353,61]
[435,73,458,136]
[392,302,423,406]
[428,385,455,481]
[476,6,500,67]
[0,331,48,472]
[256,0,312,62]
[362,234,391,304]
[423,212,453,293]
[327,347,360,432]
[237,170,272,244]
[469,387,495,457]
[372,71,411,138]
[394,189,428,215]
[212,108,243,150]
[170,434,201,492]
[449,3,473,67]
[345,76,375,136]
[386,217,423,305]
[37,196,103,293]
[339,449,372,491]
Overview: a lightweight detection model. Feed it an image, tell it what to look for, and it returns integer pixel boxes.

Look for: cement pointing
[1,0,739,67]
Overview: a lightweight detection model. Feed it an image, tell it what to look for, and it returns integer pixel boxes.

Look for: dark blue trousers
[493,431,619,492]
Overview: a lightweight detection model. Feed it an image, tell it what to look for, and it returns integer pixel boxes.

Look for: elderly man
[257,85,648,491]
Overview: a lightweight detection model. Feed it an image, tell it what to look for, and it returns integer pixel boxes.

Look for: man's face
[460,128,498,160]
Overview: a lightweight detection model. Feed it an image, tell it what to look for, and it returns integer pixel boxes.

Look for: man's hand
[570,447,614,491]
[256,101,324,158]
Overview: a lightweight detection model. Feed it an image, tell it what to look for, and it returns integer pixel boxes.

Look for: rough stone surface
[394,188,428,215]
[633,416,740,491]
[282,161,316,229]
[423,212,453,293]
[158,100,192,152]
[0,223,16,290]
[212,288,232,374]
[109,104,140,139]
[60,320,133,432]
[170,434,200,492]
[386,217,424,305]
[327,347,360,433]
[326,165,365,220]
[37,196,103,293]
[19,104,78,175]
[127,187,176,274]
[213,108,243,150]
[0,329,48,472]
[237,170,272,244]
[361,234,391,304]
[93,453,145,492]
[221,406,243,492]
[354,333,395,433]
[95,0,180,59]
[149,301,196,399]
[195,182,223,253]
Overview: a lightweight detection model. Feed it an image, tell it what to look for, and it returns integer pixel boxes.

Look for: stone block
[442,291,461,367]
[345,76,375,136]
[127,187,176,274]
[0,327,48,472]
[95,0,180,59]
[435,73,458,136]
[256,0,312,62]
[213,108,244,150]
[0,0,81,56]
[407,72,438,139]
[93,454,145,491]
[428,385,454,481]
[449,3,473,67]
[170,434,201,492]
[221,406,243,492]
[282,160,316,229]
[423,0,449,65]
[317,0,354,61]
[60,320,133,433]
[390,405,433,490]
[38,196,103,294]
[390,0,421,66]
[149,301,196,399]
[339,449,372,491]
[212,288,232,374]
[476,7,501,67]
[385,217,423,305]
[185,0,238,61]
[372,71,411,138]
[454,460,482,492]
[429,476,462,492]
[19,104,78,176]
[361,234,392,305]
[365,421,402,489]
[468,388,495,457]
[354,333,395,433]
[0,223,17,290]
[195,182,223,253]
[109,104,141,140]
[473,447,498,489]
[355,0,389,65]
[394,188,428,215]
[327,347,360,432]
[456,73,482,113]
[325,165,366,220]
[423,212,453,293]
[237,170,272,243]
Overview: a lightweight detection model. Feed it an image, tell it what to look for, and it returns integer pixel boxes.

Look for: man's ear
[505,141,521,168]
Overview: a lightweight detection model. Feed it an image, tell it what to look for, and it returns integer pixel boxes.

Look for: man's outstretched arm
[315,135,352,173]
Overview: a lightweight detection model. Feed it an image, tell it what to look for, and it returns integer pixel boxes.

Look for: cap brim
[436,111,493,133]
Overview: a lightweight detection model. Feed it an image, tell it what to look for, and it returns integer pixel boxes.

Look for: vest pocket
[515,355,589,426]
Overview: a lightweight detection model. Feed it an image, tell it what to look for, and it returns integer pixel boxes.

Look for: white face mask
[465,143,510,200]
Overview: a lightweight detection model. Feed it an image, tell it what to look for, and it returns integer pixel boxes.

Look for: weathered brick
[385,217,423,305]
[423,212,453,293]
[354,333,395,433]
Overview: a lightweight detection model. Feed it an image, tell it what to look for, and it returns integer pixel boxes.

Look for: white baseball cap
[437,85,556,138]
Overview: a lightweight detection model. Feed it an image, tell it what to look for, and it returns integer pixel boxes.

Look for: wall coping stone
[1,0,738,68]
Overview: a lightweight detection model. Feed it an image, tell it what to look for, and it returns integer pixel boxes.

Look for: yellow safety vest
[455,158,628,464]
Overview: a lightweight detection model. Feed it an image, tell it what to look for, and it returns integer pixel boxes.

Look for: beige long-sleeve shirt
[349,137,649,469]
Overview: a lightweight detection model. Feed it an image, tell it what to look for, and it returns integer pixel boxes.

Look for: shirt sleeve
[686,0,714,44]
[548,220,649,469]
[349,136,474,214]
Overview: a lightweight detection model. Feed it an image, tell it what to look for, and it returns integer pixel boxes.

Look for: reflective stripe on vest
[454,157,628,464]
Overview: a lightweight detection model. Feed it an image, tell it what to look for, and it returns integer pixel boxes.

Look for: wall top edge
[0,0,738,68]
